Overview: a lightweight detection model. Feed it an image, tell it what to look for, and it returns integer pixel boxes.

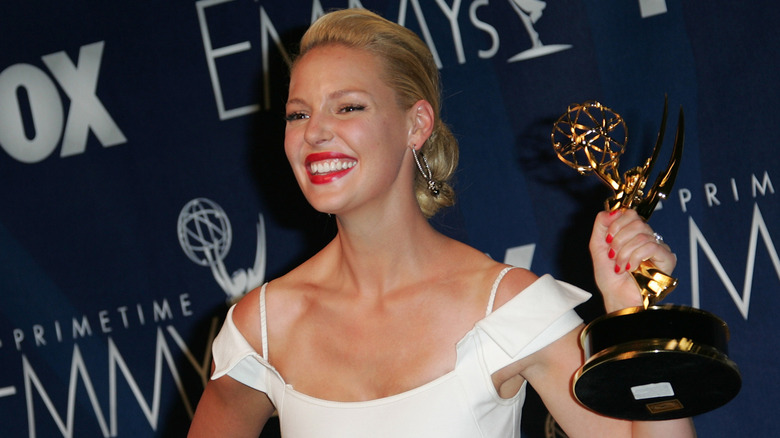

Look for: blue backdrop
[1,1,777,436]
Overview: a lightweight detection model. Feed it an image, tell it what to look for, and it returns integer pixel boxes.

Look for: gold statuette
[551,97,741,421]
[552,99,681,307]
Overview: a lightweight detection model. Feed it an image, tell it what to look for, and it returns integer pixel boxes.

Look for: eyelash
[339,104,365,113]
[284,104,366,122]
[284,112,307,122]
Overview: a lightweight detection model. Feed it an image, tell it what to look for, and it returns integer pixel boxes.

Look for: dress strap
[486,266,515,316]
[259,283,269,360]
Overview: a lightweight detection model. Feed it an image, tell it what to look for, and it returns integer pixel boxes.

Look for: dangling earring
[411,146,440,197]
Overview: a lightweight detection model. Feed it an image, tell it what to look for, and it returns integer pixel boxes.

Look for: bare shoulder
[230,286,264,350]
[432,239,539,302]
[232,269,313,347]
[490,265,540,311]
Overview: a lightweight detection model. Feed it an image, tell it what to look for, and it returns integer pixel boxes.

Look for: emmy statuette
[551,99,741,420]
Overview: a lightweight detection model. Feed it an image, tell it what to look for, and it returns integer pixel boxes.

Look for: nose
[303,111,333,147]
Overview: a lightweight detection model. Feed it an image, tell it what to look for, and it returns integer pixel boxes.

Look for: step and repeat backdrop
[1,1,777,437]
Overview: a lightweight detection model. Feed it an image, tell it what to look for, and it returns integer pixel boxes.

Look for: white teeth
[309,159,356,175]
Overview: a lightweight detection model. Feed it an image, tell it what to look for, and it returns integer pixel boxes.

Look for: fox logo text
[0,41,126,163]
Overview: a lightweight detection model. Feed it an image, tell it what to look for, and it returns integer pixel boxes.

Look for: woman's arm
[189,288,275,437]
[188,367,275,437]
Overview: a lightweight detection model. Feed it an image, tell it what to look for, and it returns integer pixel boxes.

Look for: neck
[328,201,447,296]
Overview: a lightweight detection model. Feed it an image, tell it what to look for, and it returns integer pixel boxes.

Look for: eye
[339,104,366,113]
[284,112,308,122]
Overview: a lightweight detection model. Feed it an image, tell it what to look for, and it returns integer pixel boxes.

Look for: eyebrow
[286,88,370,106]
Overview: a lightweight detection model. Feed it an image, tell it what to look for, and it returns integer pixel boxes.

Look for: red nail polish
[608,248,615,259]
[625,262,631,271]
[606,234,613,244]
[614,264,620,273]
[609,210,619,216]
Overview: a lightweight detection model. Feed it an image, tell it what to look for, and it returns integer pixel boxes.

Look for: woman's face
[284,44,416,216]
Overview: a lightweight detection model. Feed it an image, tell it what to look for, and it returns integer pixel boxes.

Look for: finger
[612,231,655,273]
[609,217,653,251]
[591,209,624,252]
[606,209,645,237]
[615,233,676,274]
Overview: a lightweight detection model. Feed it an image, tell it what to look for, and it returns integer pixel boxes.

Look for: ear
[408,100,435,150]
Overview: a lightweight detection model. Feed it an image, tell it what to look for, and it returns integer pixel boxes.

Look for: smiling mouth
[308,158,357,175]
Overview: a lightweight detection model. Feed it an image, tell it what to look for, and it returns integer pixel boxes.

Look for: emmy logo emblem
[551,99,741,420]
[177,198,266,302]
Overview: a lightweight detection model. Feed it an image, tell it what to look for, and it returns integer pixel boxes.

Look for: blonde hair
[294,8,458,218]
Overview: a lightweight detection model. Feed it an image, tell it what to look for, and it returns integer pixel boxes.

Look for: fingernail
[614,264,620,273]
[625,262,631,271]
[609,210,619,216]
[608,248,615,259]
[606,234,613,244]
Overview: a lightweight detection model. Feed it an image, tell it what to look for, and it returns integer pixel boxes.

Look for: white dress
[211,269,590,437]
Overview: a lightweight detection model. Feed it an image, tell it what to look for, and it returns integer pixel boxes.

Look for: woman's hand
[590,209,677,312]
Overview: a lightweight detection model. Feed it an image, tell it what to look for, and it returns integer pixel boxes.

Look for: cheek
[283,138,293,161]
[283,129,302,164]
[282,139,309,190]
[283,143,308,185]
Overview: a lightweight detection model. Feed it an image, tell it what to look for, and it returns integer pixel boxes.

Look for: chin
[303,196,343,216]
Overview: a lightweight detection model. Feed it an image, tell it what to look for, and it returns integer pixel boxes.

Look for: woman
[189,8,695,437]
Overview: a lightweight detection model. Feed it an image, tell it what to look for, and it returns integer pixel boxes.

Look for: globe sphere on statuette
[551,101,627,176]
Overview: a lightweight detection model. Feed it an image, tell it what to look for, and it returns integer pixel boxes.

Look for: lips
[305,152,357,184]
